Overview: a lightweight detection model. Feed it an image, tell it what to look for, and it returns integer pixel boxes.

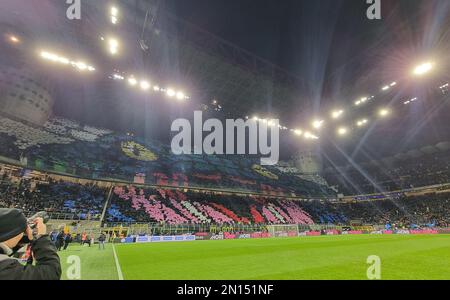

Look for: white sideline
[112,243,124,280]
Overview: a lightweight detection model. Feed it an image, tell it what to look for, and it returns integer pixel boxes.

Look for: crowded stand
[108,185,315,225]
[0,114,334,197]
[324,146,450,195]
[1,168,449,228]
[0,175,107,220]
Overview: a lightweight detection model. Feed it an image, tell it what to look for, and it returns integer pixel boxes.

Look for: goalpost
[267,224,300,237]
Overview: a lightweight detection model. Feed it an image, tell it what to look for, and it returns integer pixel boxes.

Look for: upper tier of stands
[0,114,334,197]
[324,147,450,195]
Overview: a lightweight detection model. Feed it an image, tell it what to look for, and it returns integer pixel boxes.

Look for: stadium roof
[1,0,449,163]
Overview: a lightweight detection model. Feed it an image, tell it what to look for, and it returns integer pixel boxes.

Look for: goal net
[267,224,299,237]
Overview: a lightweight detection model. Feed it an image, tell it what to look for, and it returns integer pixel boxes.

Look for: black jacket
[0,235,61,280]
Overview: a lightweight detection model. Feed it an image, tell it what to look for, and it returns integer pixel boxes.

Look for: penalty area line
[112,243,124,280]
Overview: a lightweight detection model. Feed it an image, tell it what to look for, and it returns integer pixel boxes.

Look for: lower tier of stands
[1,171,449,228]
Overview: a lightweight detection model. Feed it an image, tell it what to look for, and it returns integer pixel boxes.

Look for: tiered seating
[324,147,450,195]
[0,115,336,197]
[108,185,324,225]
[0,178,107,220]
[0,116,73,150]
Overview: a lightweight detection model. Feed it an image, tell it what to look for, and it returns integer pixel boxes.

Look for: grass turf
[58,234,450,280]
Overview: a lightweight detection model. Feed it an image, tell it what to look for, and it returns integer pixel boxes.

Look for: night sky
[166,0,422,98]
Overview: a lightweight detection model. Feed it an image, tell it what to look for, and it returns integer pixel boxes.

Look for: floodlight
[413,62,433,76]
[379,109,390,117]
[140,81,150,90]
[312,120,324,129]
[167,89,176,97]
[128,77,137,86]
[331,110,344,119]
[337,127,348,135]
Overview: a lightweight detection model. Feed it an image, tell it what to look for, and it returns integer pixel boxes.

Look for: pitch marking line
[112,243,124,280]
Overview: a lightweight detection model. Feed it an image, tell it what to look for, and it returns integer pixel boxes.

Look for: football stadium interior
[0,0,450,280]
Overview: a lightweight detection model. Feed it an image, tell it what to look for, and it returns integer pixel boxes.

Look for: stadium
[0,0,449,282]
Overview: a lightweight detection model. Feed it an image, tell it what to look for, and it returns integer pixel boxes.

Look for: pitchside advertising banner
[125,235,196,243]
[122,228,446,243]
[194,232,271,240]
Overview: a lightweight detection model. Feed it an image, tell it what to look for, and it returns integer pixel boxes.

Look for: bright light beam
[413,62,433,76]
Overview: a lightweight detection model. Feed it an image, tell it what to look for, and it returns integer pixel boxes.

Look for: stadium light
[40,51,95,72]
[337,127,348,136]
[357,119,368,127]
[153,85,160,92]
[304,132,319,140]
[176,92,185,100]
[355,97,369,106]
[293,129,303,136]
[108,38,119,55]
[404,97,418,105]
[167,89,176,97]
[253,116,259,121]
[379,108,390,117]
[382,85,390,91]
[128,77,137,86]
[140,80,150,90]
[413,62,433,76]
[312,120,324,129]
[113,74,124,80]
[331,110,344,119]
[110,7,119,24]
[8,35,20,43]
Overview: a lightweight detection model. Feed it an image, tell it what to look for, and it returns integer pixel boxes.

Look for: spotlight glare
[75,62,87,70]
[357,119,368,127]
[153,85,160,91]
[108,38,119,55]
[337,127,348,136]
[312,120,324,129]
[304,132,319,140]
[9,35,20,43]
[167,89,176,97]
[293,129,303,136]
[111,7,118,16]
[413,62,433,76]
[331,110,344,119]
[382,85,390,91]
[58,57,70,64]
[379,108,390,117]
[140,80,150,90]
[176,91,185,100]
[128,77,137,86]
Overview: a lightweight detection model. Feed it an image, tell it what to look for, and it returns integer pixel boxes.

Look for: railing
[24,211,101,221]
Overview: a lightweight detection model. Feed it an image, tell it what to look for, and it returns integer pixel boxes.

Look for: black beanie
[0,208,28,243]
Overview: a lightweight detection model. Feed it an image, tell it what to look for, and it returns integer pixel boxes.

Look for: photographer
[0,208,61,280]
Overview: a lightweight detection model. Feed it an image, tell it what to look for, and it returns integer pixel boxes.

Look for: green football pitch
[58,234,450,280]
